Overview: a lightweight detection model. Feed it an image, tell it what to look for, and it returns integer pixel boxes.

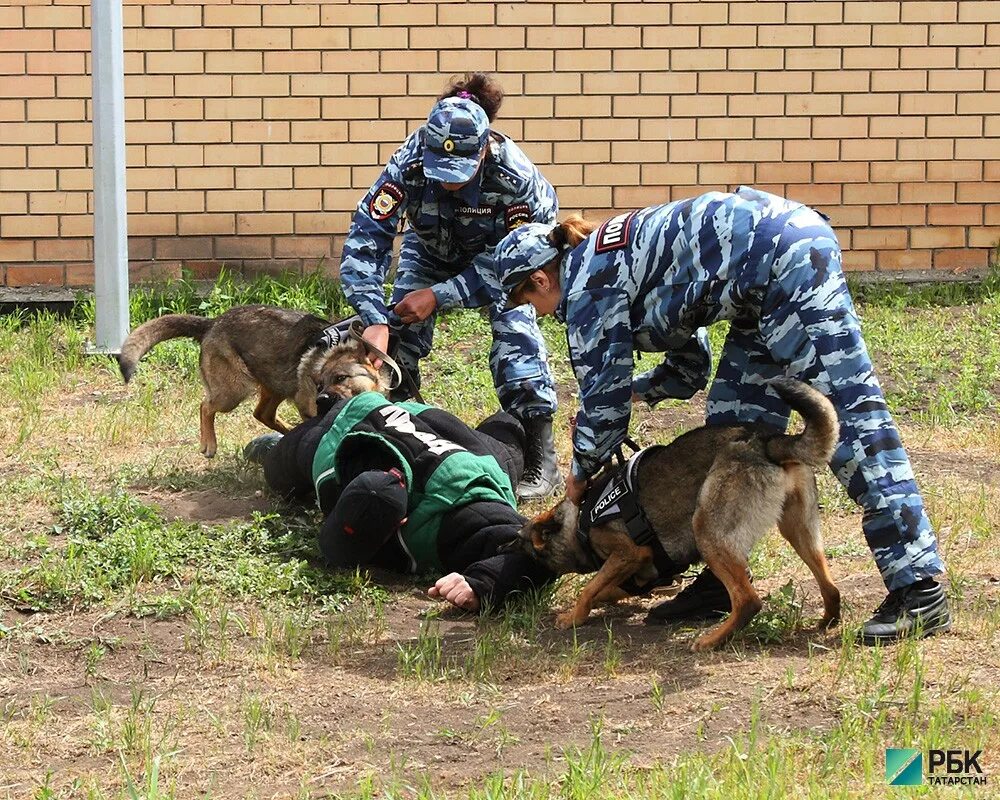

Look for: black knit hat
[320,469,409,567]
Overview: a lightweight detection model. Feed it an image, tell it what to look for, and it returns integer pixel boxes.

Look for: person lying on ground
[245,391,554,612]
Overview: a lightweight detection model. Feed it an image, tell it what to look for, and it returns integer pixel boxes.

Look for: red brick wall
[0,0,998,288]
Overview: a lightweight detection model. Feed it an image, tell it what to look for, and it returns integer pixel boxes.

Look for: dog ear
[529,508,561,552]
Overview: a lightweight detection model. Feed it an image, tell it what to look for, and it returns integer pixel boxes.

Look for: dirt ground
[3,394,999,798]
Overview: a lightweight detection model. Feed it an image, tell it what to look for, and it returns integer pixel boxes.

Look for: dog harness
[577,444,688,592]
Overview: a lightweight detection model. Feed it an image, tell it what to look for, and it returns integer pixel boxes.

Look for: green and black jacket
[308,392,517,572]
[261,393,553,609]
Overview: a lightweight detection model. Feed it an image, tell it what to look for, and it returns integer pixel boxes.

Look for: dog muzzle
[316,392,335,414]
[315,317,410,396]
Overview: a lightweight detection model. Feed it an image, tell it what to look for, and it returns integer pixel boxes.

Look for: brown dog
[118,305,388,457]
[514,378,842,651]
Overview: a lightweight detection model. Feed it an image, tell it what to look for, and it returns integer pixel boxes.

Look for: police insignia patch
[443,138,455,153]
[505,203,531,231]
[369,181,405,221]
[594,210,637,253]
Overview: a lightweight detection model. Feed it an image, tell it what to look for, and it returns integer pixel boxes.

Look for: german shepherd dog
[118,306,388,457]
[513,379,842,651]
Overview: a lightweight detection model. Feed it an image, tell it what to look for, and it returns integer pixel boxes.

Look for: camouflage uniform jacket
[340,128,558,327]
[558,187,810,480]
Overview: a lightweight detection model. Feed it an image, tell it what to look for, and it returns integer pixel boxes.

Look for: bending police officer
[493,186,950,646]
[339,72,561,499]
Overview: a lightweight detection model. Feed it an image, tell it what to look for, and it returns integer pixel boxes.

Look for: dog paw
[815,614,840,631]
[690,635,718,652]
[555,612,580,630]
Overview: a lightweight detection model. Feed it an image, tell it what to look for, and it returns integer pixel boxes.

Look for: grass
[1,480,382,615]
[1,269,999,799]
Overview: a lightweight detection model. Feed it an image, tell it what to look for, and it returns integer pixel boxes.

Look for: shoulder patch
[594,210,638,254]
[493,163,527,192]
[505,203,531,231]
[369,181,405,221]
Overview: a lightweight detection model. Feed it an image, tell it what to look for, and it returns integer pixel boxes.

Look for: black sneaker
[645,568,734,625]
[859,577,951,646]
[242,432,283,464]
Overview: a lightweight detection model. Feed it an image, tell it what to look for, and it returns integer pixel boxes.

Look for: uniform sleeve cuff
[431,283,461,311]
[359,308,389,327]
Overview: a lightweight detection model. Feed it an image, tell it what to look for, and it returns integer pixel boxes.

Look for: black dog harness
[577,443,688,593]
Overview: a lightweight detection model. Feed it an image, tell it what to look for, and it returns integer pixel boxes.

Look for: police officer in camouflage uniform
[494,186,950,646]
[339,73,561,499]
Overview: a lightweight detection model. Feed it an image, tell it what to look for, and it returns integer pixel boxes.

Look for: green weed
[738,580,805,645]
[650,676,665,712]
[242,693,274,752]
[1,482,386,614]
[397,615,447,681]
[602,623,623,677]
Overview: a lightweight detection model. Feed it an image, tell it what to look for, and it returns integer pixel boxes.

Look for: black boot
[645,568,734,625]
[859,577,951,646]
[517,416,562,500]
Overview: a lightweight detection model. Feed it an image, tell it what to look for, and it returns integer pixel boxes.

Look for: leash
[346,320,426,404]
[613,435,644,467]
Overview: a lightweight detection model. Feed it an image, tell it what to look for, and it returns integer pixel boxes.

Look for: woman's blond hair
[549,213,598,250]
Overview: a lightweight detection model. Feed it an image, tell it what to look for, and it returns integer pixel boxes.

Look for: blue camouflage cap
[495,222,561,292]
[423,97,490,184]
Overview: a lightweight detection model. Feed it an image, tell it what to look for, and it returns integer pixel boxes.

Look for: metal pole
[90,0,129,354]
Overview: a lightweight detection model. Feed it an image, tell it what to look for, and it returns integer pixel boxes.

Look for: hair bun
[439,72,503,121]
[549,214,598,250]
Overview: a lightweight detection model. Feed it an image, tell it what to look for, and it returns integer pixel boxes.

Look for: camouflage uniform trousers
[389,231,558,419]
[703,209,944,591]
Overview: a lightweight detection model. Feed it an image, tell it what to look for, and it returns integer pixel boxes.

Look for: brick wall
[0,0,998,289]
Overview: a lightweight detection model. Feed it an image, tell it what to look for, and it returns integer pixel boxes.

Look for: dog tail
[117,314,213,383]
[764,378,839,468]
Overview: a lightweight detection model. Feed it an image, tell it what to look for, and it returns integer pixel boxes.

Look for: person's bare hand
[565,471,588,506]
[394,288,438,324]
[428,572,480,612]
[362,324,390,369]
